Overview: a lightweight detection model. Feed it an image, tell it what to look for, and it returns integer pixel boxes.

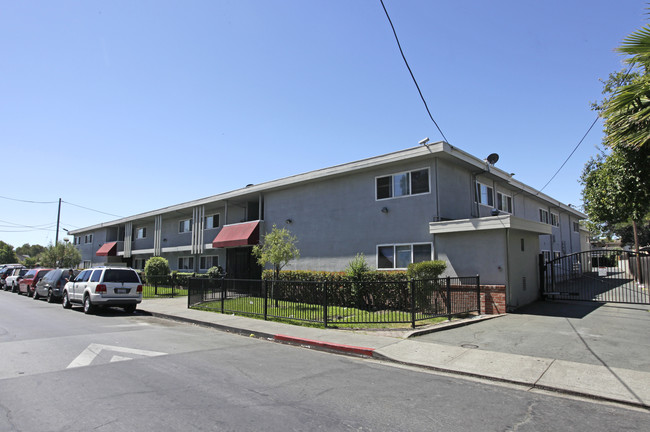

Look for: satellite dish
[486,153,499,165]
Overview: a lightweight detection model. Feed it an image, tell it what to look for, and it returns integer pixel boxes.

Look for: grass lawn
[191,296,451,329]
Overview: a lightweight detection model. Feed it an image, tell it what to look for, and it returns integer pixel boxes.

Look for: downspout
[505,228,512,311]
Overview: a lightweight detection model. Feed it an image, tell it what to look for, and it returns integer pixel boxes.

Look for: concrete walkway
[140,297,650,409]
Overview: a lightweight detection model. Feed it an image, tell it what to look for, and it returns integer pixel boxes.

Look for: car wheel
[62,292,72,309]
[11,283,16,293]
[33,290,40,300]
[124,305,136,314]
[47,289,54,303]
[83,295,94,315]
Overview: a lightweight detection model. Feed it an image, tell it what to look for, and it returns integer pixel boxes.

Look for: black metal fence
[541,249,650,304]
[188,276,481,328]
[141,275,189,298]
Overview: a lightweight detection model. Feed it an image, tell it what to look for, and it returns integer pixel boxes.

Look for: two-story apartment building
[70,142,587,309]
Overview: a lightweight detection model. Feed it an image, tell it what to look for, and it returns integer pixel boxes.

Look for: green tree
[15,243,46,259]
[252,225,300,278]
[581,144,650,259]
[602,23,650,150]
[39,242,82,268]
[0,241,18,264]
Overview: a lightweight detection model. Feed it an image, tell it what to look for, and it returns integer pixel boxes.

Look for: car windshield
[103,269,140,283]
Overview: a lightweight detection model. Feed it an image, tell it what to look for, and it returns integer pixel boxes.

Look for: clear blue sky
[1,0,646,249]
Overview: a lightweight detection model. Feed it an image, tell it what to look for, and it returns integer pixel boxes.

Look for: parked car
[1,264,23,290]
[5,267,28,292]
[18,268,53,297]
[34,268,77,302]
[62,267,143,314]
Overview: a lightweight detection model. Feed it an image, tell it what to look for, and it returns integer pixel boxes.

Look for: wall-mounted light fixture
[285,219,293,224]
[381,207,389,214]
[163,238,167,242]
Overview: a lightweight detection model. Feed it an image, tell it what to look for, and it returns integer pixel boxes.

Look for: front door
[226,247,262,279]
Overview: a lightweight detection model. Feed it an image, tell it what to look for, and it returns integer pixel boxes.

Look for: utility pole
[55,198,61,244]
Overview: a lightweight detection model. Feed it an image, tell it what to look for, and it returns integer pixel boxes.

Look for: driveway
[412,301,650,372]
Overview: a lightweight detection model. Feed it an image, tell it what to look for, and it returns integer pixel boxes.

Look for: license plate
[115,288,130,294]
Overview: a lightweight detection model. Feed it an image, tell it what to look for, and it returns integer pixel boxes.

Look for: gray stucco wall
[506,229,541,308]
[434,230,507,285]
[263,160,437,272]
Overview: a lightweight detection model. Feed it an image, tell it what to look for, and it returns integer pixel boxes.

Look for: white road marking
[67,343,166,368]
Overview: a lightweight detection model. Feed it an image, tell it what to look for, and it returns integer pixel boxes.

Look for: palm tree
[603,24,650,149]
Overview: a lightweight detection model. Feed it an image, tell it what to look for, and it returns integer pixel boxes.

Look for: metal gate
[541,249,649,304]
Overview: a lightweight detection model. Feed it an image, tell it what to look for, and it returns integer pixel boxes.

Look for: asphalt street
[1,291,648,431]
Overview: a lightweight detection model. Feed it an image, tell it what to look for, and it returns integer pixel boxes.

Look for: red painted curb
[274,334,375,357]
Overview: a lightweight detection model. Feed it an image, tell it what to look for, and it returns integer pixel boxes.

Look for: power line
[537,64,637,193]
[538,117,599,193]
[0,195,58,204]
[61,200,123,218]
[379,0,450,144]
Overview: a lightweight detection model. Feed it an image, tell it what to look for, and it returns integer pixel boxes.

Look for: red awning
[212,221,260,248]
[96,241,118,256]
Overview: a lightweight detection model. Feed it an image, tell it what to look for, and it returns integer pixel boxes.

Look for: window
[539,209,549,224]
[542,250,551,263]
[178,257,194,270]
[90,270,102,282]
[476,182,494,206]
[134,258,146,270]
[200,256,218,270]
[377,243,432,269]
[376,168,429,200]
[553,251,561,260]
[84,234,93,244]
[179,219,192,233]
[82,261,91,269]
[205,214,220,229]
[497,192,512,213]
[136,227,147,239]
[551,213,559,227]
[573,221,580,233]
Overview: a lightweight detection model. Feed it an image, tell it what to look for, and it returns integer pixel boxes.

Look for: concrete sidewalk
[139,297,650,409]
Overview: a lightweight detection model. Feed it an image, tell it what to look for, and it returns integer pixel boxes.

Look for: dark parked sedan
[34,268,76,302]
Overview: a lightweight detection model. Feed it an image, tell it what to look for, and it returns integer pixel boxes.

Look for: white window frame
[133,258,146,270]
[179,218,192,234]
[496,192,512,213]
[476,182,494,207]
[539,209,549,224]
[84,234,93,244]
[135,227,147,239]
[551,212,560,227]
[205,213,221,230]
[376,243,433,270]
[573,221,580,233]
[542,250,551,263]
[199,255,219,270]
[375,168,430,201]
[178,256,194,271]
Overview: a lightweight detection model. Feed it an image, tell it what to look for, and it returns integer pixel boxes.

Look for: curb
[274,334,375,357]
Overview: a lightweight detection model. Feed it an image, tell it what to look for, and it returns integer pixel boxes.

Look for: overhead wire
[379,0,450,144]
[537,64,637,194]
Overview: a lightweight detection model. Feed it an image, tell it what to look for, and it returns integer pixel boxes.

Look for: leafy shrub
[207,266,224,278]
[144,257,170,279]
[345,253,370,279]
[407,260,447,280]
